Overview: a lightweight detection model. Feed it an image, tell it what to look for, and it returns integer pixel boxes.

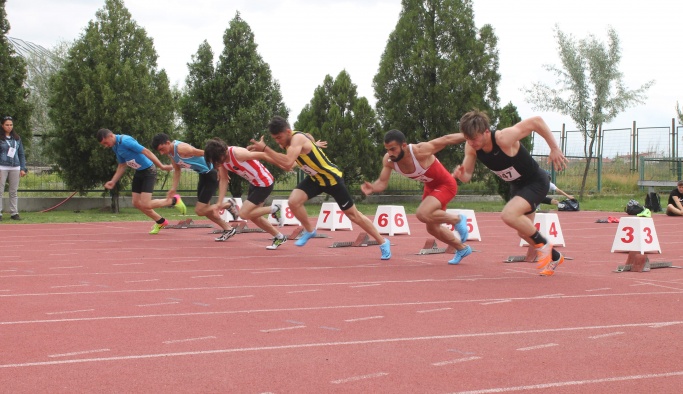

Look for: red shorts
[422,177,458,210]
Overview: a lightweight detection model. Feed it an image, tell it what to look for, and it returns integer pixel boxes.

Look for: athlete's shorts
[423,177,458,210]
[196,169,218,204]
[509,168,550,214]
[246,183,274,206]
[131,166,157,194]
[296,176,354,211]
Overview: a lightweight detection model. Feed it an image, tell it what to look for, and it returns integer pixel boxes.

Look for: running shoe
[215,227,237,242]
[266,235,288,250]
[226,198,240,220]
[149,219,169,234]
[173,194,187,215]
[295,229,317,246]
[540,253,565,276]
[455,214,468,242]
[271,204,284,227]
[535,242,554,269]
[380,238,391,260]
[448,245,472,265]
[637,208,651,218]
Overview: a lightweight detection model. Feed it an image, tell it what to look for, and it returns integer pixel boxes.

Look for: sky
[6,0,683,141]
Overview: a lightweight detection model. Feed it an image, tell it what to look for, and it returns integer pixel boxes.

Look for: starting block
[329,232,380,248]
[444,209,482,241]
[614,251,679,272]
[167,218,213,229]
[611,217,661,254]
[268,199,301,227]
[316,202,353,231]
[373,205,410,236]
[417,239,456,255]
[504,246,538,263]
[520,213,565,247]
[288,226,330,240]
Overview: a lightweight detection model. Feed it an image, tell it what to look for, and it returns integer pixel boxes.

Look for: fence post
[561,123,566,154]
[597,124,602,192]
[631,121,637,172]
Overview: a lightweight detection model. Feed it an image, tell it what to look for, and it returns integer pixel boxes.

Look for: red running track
[1,210,683,393]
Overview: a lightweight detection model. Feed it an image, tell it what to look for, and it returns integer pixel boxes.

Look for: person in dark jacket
[0,116,27,221]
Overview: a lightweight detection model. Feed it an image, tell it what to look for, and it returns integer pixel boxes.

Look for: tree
[47,0,174,211]
[0,0,32,152]
[373,0,500,171]
[295,70,383,190]
[523,25,653,198]
[180,12,288,198]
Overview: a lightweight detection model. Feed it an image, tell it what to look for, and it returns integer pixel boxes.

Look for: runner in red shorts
[361,129,471,265]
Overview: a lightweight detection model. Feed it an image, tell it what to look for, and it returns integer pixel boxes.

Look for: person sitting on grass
[666,180,683,216]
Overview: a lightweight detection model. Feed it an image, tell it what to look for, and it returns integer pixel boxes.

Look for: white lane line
[48,349,110,358]
[125,279,160,283]
[50,284,89,289]
[191,275,223,279]
[344,316,384,322]
[480,299,511,305]
[417,307,452,313]
[45,309,94,315]
[216,295,254,300]
[517,343,558,351]
[287,289,321,294]
[588,332,624,339]
[331,372,389,384]
[349,284,381,288]
[450,371,683,394]
[48,266,83,270]
[585,288,611,292]
[649,322,682,328]
[136,302,179,307]
[112,263,144,266]
[260,325,306,333]
[163,336,216,344]
[432,356,482,366]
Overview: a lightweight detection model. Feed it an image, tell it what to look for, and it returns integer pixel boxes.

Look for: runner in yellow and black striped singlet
[292,131,343,186]
[248,116,392,260]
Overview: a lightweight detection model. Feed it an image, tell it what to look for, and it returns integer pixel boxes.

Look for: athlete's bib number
[299,165,318,176]
[126,159,141,169]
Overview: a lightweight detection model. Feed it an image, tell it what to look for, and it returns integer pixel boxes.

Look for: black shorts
[246,183,274,206]
[131,166,157,194]
[509,168,550,214]
[196,169,218,204]
[296,177,354,211]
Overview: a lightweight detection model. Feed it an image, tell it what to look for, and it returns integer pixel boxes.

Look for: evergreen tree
[295,70,382,189]
[373,0,500,170]
[180,12,288,197]
[0,0,32,152]
[47,0,174,211]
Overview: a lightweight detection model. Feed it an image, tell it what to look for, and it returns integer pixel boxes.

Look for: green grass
[2,194,645,225]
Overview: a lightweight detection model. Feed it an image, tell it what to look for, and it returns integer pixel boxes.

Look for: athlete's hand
[104,180,116,190]
[361,181,374,196]
[452,165,464,181]
[248,136,266,152]
[159,164,173,172]
[548,147,568,171]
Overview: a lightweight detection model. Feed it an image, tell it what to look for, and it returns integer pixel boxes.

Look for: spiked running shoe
[173,194,187,215]
[455,214,468,242]
[535,243,554,269]
[448,245,472,265]
[149,219,169,234]
[295,229,317,246]
[380,238,391,260]
[226,198,240,220]
[271,204,284,227]
[540,253,565,276]
[215,227,237,242]
[266,235,288,250]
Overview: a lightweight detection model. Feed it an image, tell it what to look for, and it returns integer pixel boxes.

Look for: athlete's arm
[250,134,305,172]
[104,163,128,189]
[176,142,204,158]
[142,148,173,171]
[497,116,567,171]
[214,165,231,211]
[361,155,394,195]
[231,145,289,171]
[453,143,477,183]
[167,159,182,199]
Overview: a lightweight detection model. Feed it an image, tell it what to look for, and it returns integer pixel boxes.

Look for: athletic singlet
[392,144,451,187]
[112,134,152,171]
[293,131,343,186]
[172,140,212,174]
[221,146,274,187]
[476,129,539,184]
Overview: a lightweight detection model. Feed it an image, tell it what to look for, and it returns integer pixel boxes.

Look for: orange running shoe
[540,254,565,276]
[535,243,554,269]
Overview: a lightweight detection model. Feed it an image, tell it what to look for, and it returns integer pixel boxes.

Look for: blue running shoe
[448,245,472,265]
[380,238,391,260]
[295,229,317,246]
[455,214,468,242]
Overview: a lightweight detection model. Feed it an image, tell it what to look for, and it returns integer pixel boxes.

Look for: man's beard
[390,149,405,162]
